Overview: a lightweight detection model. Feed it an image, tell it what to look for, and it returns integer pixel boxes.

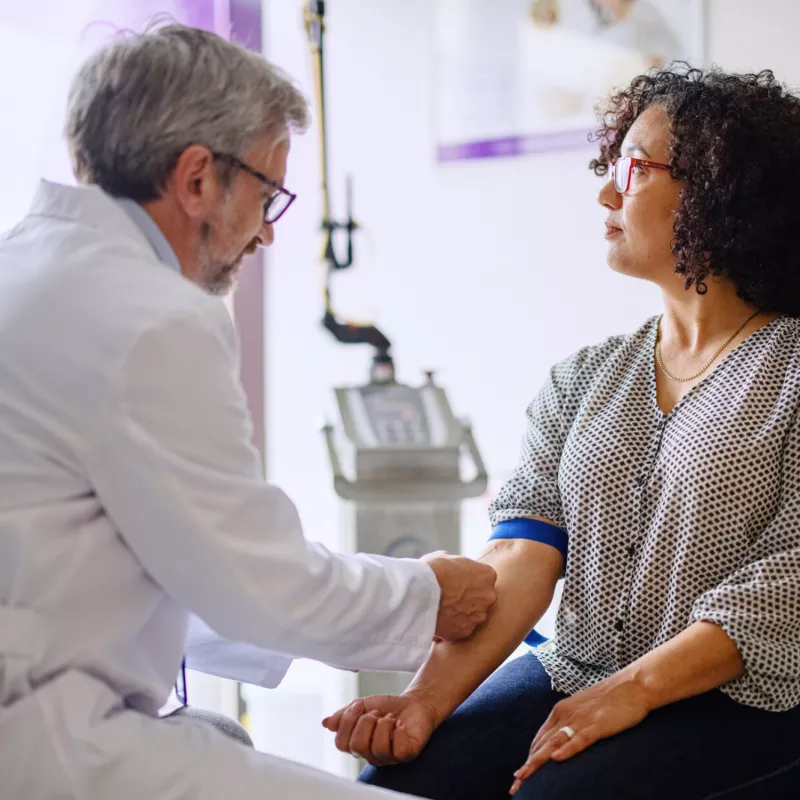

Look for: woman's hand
[322,694,438,766]
[509,676,651,795]
[509,622,747,795]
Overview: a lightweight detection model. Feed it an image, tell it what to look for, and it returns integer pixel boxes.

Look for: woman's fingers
[333,699,366,752]
[509,728,571,795]
[367,713,397,765]
[349,711,381,760]
[322,707,345,732]
[551,725,598,761]
[391,720,421,763]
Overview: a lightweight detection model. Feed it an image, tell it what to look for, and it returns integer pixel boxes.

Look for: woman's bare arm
[405,536,564,727]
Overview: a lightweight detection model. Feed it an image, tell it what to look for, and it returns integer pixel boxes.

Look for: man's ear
[170,145,221,219]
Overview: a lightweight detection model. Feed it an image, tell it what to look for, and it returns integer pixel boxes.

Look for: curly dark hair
[590,64,800,316]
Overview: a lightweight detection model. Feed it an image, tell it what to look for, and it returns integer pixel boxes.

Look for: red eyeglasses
[611,157,670,194]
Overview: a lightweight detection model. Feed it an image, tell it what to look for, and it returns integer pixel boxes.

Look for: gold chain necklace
[655,310,761,383]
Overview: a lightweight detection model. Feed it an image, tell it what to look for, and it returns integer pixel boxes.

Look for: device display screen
[360,385,431,446]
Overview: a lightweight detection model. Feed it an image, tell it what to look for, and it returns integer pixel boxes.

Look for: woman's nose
[598,176,621,210]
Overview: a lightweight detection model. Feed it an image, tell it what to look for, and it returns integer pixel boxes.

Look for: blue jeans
[359,653,800,799]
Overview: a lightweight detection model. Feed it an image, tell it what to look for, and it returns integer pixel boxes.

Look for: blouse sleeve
[691,415,800,711]
[488,348,589,557]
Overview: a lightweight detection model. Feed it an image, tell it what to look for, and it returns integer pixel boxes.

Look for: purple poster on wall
[229,0,262,51]
[432,0,705,163]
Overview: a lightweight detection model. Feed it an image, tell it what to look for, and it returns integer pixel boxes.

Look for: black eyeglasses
[212,151,296,224]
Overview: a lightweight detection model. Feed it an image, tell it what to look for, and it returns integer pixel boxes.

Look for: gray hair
[65,23,310,201]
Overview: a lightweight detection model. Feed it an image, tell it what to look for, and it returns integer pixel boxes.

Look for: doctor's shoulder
[0,221,25,243]
[97,270,235,372]
[57,240,236,384]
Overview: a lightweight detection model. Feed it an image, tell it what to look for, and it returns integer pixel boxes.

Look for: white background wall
[252,0,800,778]
[707,0,800,82]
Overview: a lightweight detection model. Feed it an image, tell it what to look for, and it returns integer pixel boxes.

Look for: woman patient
[323,65,800,799]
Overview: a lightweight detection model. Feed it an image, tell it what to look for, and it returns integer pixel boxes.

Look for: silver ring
[558,725,576,740]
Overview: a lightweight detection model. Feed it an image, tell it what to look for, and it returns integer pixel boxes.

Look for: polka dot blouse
[489,315,800,711]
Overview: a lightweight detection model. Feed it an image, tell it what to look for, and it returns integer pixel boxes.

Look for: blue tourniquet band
[488,518,568,647]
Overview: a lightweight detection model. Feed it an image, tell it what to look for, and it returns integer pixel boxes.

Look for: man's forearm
[404,538,564,727]
[617,620,745,710]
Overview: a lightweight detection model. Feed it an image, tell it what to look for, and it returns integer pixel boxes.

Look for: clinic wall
[257,0,800,775]
[706,0,800,87]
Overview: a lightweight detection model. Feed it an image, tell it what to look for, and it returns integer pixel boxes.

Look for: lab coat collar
[115,197,181,275]
[28,181,177,274]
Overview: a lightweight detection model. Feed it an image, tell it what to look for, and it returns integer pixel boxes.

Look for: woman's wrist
[615,621,745,712]
[402,684,452,728]
[608,667,661,712]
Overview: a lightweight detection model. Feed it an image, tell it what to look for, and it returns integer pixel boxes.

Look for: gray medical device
[323,371,488,697]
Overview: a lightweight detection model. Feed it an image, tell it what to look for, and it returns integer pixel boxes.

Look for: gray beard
[199,221,239,296]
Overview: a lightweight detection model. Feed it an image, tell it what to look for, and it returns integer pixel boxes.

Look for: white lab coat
[0,180,439,799]
[152,617,294,717]
[184,614,294,691]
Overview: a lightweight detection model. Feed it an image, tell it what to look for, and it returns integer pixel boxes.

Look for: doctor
[0,23,497,800]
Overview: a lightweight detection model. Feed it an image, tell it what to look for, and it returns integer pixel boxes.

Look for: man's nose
[259,221,275,248]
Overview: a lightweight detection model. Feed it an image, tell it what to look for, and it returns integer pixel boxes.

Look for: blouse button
[635,475,645,488]
[614,619,624,633]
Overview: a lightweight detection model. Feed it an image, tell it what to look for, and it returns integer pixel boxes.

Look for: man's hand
[422,551,497,641]
[322,694,437,766]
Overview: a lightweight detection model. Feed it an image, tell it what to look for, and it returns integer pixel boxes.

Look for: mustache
[241,239,260,259]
